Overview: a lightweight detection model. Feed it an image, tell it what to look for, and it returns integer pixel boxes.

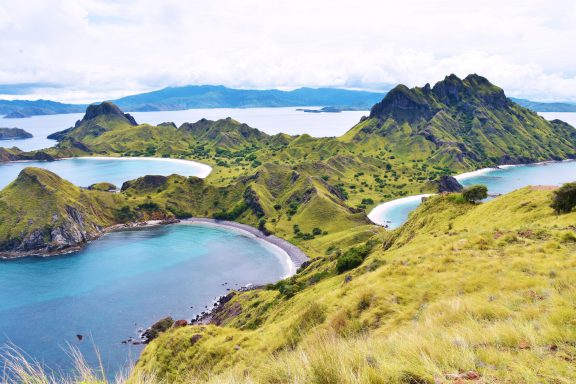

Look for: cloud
[0,0,575,102]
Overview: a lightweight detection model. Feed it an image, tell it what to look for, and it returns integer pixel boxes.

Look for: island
[0,127,33,140]
[2,74,576,384]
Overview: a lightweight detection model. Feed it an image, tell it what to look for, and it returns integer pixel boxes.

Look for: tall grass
[0,343,159,384]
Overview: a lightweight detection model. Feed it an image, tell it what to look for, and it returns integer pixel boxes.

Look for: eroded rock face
[7,206,103,254]
[436,175,464,193]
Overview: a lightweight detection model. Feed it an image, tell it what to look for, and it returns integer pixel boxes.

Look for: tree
[462,184,488,203]
[551,182,576,214]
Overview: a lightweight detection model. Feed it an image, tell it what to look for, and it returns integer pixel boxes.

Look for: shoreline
[0,218,308,277]
[66,156,213,178]
[0,155,213,179]
[181,218,308,274]
[367,194,433,227]
[368,158,576,227]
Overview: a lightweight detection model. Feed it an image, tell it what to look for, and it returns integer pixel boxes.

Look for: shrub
[114,206,137,222]
[336,252,363,273]
[462,184,488,202]
[137,201,159,211]
[551,182,576,214]
[335,241,376,274]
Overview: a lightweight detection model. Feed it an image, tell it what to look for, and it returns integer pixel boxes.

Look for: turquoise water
[369,160,576,228]
[0,157,211,189]
[0,223,289,377]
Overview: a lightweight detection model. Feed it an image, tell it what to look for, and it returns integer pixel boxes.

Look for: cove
[0,157,212,190]
[0,223,292,377]
[369,160,576,228]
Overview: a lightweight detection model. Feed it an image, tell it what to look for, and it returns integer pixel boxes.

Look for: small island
[0,127,33,140]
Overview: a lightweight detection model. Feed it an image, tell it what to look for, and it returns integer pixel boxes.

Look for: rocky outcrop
[82,102,138,126]
[47,102,138,145]
[436,175,464,193]
[142,317,175,343]
[121,175,169,192]
[243,186,265,218]
[0,168,120,257]
[356,74,576,170]
[424,175,464,193]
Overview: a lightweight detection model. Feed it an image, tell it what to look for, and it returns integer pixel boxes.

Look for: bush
[462,184,488,202]
[336,253,363,273]
[551,182,576,214]
[335,242,375,274]
[138,201,160,211]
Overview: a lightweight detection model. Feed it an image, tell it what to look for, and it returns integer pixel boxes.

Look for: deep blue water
[369,160,576,228]
[0,157,211,190]
[0,223,289,377]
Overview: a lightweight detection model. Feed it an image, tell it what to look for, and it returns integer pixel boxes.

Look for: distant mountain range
[0,85,575,118]
[509,98,576,112]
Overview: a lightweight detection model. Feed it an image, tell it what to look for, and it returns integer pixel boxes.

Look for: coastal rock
[0,168,120,257]
[142,316,174,343]
[436,175,463,193]
[423,175,463,193]
[173,319,188,327]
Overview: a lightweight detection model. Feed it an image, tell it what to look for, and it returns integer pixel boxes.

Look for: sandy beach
[182,218,308,276]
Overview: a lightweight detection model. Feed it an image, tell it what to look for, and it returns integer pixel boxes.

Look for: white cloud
[0,0,575,102]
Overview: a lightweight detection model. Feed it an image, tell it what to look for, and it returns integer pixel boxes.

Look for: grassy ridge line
[134,187,576,383]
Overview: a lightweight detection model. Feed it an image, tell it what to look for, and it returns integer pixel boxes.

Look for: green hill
[2,74,576,383]
[133,186,576,383]
[341,74,576,170]
[0,168,121,256]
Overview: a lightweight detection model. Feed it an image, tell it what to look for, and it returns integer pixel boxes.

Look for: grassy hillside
[342,74,576,170]
[0,168,122,255]
[2,74,576,382]
[133,187,576,383]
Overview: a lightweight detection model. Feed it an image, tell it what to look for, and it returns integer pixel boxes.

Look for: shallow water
[0,223,289,377]
[369,160,576,228]
[0,157,211,190]
[0,107,368,151]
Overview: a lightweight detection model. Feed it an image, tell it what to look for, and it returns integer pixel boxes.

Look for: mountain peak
[369,83,437,122]
[82,102,138,126]
[369,74,510,122]
[13,167,70,190]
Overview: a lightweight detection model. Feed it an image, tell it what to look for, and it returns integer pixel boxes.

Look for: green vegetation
[130,187,576,383]
[0,168,123,254]
[551,182,576,213]
[2,75,576,383]
[88,182,117,191]
[462,184,488,202]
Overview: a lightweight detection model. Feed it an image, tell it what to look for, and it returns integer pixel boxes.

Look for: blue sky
[0,0,575,103]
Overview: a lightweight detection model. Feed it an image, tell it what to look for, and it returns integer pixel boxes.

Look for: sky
[0,0,575,103]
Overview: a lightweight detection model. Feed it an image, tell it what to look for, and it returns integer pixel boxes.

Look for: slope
[134,186,576,384]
